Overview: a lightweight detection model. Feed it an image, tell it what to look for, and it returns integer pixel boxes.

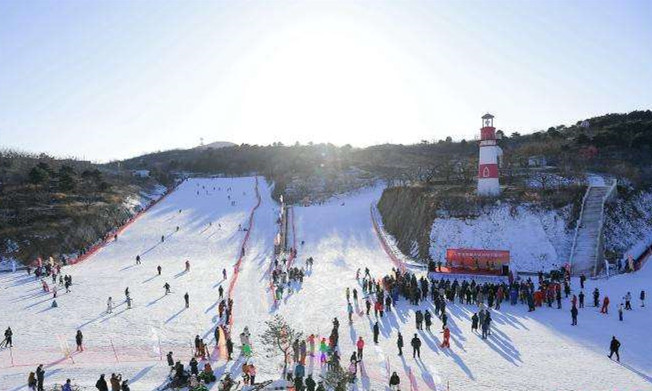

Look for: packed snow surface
[1,178,651,391]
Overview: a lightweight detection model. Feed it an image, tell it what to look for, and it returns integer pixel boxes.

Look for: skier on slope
[0,327,13,348]
[347,302,354,323]
[157,265,162,275]
[75,330,83,351]
[222,269,227,280]
[601,296,610,314]
[185,260,190,272]
[164,283,171,295]
[373,322,380,344]
[107,297,113,314]
[396,332,403,356]
[608,336,621,362]
[184,292,190,308]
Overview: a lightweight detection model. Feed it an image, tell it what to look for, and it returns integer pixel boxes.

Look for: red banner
[446,248,509,270]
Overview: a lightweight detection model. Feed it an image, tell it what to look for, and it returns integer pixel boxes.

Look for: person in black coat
[372,322,380,344]
[96,374,108,391]
[75,330,83,351]
[189,357,199,375]
[411,334,421,359]
[166,352,174,367]
[471,313,479,332]
[396,332,404,356]
[608,336,621,362]
[571,306,578,326]
[226,337,234,360]
[305,374,316,391]
[389,371,401,390]
[36,364,45,391]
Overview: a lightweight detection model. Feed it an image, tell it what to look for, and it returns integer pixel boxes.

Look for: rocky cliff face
[376,186,436,261]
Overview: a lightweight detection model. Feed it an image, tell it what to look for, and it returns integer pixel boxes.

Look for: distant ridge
[194,141,237,150]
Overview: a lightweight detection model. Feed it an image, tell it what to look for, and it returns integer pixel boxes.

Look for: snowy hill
[430,205,573,273]
[1,179,651,391]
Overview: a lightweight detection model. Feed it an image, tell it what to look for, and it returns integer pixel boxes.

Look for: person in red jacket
[356,337,365,360]
[440,326,451,348]
[374,301,384,317]
[601,296,610,314]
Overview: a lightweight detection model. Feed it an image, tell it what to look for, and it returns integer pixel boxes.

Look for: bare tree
[261,315,303,377]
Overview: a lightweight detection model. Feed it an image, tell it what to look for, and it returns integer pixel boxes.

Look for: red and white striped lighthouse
[477,113,502,196]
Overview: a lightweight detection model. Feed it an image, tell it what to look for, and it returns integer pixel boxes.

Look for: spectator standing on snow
[608,336,621,362]
[106,297,113,314]
[166,352,174,367]
[356,337,364,360]
[397,332,403,356]
[411,334,421,359]
[96,374,108,391]
[36,364,45,391]
[373,322,380,344]
[624,292,632,310]
[571,305,578,325]
[28,372,36,391]
[579,291,585,308]
[157,265,162,275]
[110,374,121,391]
[184,292,190,308]
[641,290,646,307]
[164,283,171,295]
[618,303,624,321]
[389,372,400,390]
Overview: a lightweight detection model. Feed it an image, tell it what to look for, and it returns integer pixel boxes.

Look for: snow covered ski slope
[1,179,651,391]
[0,177,262,389]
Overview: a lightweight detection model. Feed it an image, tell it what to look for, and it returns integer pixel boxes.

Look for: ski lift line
[66,180,184,267]
[227,177,262,329]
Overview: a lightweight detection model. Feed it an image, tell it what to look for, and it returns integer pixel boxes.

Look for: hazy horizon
[1,0,651,162]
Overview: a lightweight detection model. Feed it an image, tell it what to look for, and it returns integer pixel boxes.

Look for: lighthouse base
[477,178,500,196]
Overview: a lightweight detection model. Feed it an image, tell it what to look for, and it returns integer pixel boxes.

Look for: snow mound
[430,205,572,272]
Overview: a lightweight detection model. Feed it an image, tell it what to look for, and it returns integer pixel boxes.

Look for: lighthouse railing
[569,184,591,275]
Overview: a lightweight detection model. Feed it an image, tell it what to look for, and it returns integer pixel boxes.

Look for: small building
[527,155,547,167]
[132,170,150,178]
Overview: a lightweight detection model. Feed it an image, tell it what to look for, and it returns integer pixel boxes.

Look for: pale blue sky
[0,0,650,161]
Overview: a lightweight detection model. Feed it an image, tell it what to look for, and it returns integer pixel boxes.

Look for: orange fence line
[370,205,407,273]
[227,177,262,330]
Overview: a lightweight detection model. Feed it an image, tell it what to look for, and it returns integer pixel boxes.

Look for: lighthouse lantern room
[477,113,502,196]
